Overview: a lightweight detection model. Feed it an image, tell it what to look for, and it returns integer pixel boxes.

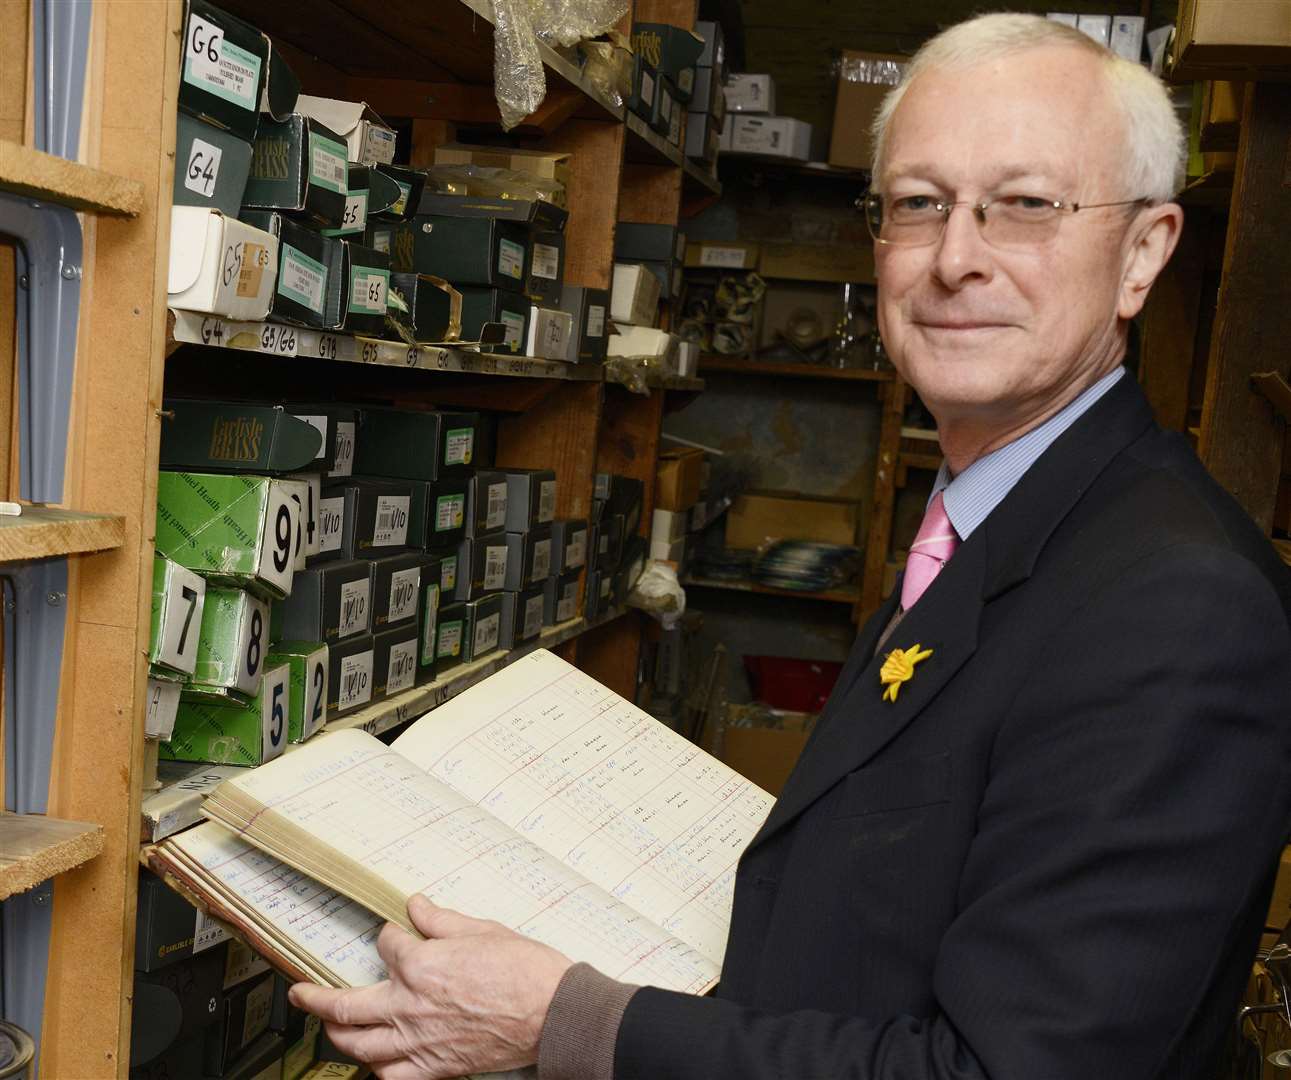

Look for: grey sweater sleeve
[537,963,641,1080]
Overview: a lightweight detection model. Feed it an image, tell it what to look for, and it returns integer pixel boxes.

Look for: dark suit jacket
[613,376,1291,1079]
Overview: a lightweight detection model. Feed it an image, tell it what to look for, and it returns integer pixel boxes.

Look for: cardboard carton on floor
[725,492,859,550]
[828,50,908,170]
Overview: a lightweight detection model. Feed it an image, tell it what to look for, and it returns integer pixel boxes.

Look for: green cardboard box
[433,600,467,676]
[159,401,323,474]
[174,111,253,217]
[186,585,272,698]
[178,0,268,142]
[374,623,419,699]
[354,409,478,482]
[266,642,329,743]
[163,662,291,766]
[149,556,207,678]
[242,114,349,227]
[156,471,300,598]
[457,286,529,354]
[328,633,375,717]
[371,163,426,222]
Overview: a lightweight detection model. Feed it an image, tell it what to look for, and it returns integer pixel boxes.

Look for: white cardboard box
[722,116,812,161]
[296,95,397,165]
[1109,15,1145,61]
[649,535,686,564]
[677,339,699,377]
[652,507,687,543]
[608,325,679,365]
[724,74,776,114]
[527,306,574,360]
[1076,14,1111,46]
[611,262,662,327]
[168,207,279,320]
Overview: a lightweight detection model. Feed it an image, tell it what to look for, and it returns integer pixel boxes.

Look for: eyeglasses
[861,192,1152,250]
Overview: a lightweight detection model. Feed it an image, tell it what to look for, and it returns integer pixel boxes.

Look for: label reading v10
[349,267,389,314]
[530,243,560,280]
[444,427,474,467]
[389,567,421,623]
[538,480,557,522]
[485,483,507,530]
[435,494,464,532]
[586,304,606,338]
[437,619,462,659]
[699,245,749,269]
[184,14,262,111]
[523,594,545,640]
[386,639,417,695]
[318,496,345,553]
[474,612,500,656]
[309,132,349,195]
[374,495,410,547]
[184,136,223,198]
[531,538,552,581]
[483,545,507,591]
[338,650,373,709]
[497,238,525,280]
[500,311,525,352]
[339,578,370,638]
[329,421,355,477]
[279,244,327,314]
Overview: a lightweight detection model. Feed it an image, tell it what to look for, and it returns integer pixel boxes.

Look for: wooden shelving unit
[682,575,859,605]
[0,507,126,562]
[698,356,893,382]
[0,814,104,900]
[0,139,144,216]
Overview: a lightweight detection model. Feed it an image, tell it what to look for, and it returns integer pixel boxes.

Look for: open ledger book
[147,648,775,1007]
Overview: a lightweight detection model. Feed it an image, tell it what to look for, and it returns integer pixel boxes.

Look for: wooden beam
[858,377,904,620]
[0,507,125,561]
[0,139,143,215]
[0,813,103,900]
[1198,82,1291,532]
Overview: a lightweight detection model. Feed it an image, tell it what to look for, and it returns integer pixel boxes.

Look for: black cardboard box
[372,163,425,221]
[556,285,609,364]
[174,112,253,217]
[458,286,530,354]
[273,558,372,642]
[550,518,589,574]
[525,230,565,306]
[424,546,461,598]
[179,0,268,142]
[355,408,479,481]
[631,23,705,102]
[626,55,659,121]
[159,400,323,474]
[327,632,375,716]
[404,215,530,292]
[505,525,554,590]
[374,622,420,699]
[203,970,275,1075]
[286,403,357,480]
[136,869,202,972]
[501,583,548,649]
[504,468,557,533]
[132,944,228,1066]
[466,470,509,538]
[544,568,582,624]
[243,114,349,227]
[369,550,422,631]
[388,272,459,343]
[415,192,568,231]
[456,531,509,600]
[337,240,391,336]
[651,74,678,136]
[323,478,415,559]
[239,211,339,329]
[463,594,504,660]
[433,600,467,675]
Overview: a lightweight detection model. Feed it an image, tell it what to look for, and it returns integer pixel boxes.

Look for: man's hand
[289,893,574,1080]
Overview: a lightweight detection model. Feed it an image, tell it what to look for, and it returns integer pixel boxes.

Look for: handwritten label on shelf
[699,246,750,269]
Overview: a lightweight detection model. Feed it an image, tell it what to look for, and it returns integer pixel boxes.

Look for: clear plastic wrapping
[421,163,564,204]
[839,56,907,87]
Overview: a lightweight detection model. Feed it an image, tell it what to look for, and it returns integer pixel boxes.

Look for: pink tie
[901,491,960,612]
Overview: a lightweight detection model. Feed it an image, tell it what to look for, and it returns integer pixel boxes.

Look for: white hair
[870,13,1186,201]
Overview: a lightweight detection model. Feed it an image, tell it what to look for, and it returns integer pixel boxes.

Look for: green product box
[434,600,467,676]
[266,642,329,743]
[369,550,422,630]
[374,623,420,699]
[416,578,442,684]
[337,240,391,336]
[387,272,460,343]
[239,212,341,329]
[407,215,529,293]
[163,663,291,767]
[462,594,503,662]
[371,163,426,222]
[354,408,478,481]
[242,114,349,227]
[424,547,460,600]
[186,585,272,698]
[457,286,529,354]
[159,400,323,474]
[149,555,208,678]
[178,0,268,142]
[156,471,300,598]
[631,23,705,102]
[174,111,253,217]
[328,633,376,717]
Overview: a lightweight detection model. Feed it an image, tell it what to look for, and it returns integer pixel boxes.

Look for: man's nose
[931,204,994,290]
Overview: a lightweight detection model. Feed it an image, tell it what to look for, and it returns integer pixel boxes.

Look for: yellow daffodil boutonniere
[879,644,933,702]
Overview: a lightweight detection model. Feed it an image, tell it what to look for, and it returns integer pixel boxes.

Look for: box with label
[286,404,357,482]
[410,478,467,548]
[174,111,253,217]
[273,559,371,642]
[466,470,509,538]
[135,869,207,972]
[132,946,228,1066]
[524,230,565,305]
[415,192,569,231]
[237,212,335,328]
[593,513,625,571]
[556,286,609,364]
[369,550,422,630]
[296,95,396,166]
[158,472,300,597]
[203,970,276,1075]
[651,74,678,136]
[724,115,812,161]
[164,663,291,767]
[500,583,547,650]
[455,531,509,600]
[502,469,557,533]
[828,51,907,170]
[655,447,705,511]
[321,164,376,239]
[584,567,613,617]
[370,163,425,222]
[632,23,705,102]
[505,525,554,590]
[724,73,776,114]
[458,286,530,354]
[433,144,572,207]
[243,114,348,227]
[388,273,461,343]
[550,519,588,574]
[626,54,658,121]
[327,632,375,716]
[323,478,414,559]
[168,208,278,321]
[651,507,688,544]
[611,262,662,327]
[690,65,727,127]
[337,240,391,336]
[462,593,504,661]
[145,674,185,741]
[178,0,268,141]
[185,584,268,700]
[354,408,477,481]
[526,307,574,361]
[423,546,461,599]
[415,578,442,684]
[265,642,329,743]
[373,622,419,699]
[150,556,207,678]
[160,401,324,474]
[695,19,726,69]
[544,569,581,625]
[686,110,721,163]
[407,215,530,292]
[1168,0,1291,79]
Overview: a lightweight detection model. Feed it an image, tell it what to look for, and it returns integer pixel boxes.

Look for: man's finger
[372,1059,431,1080]
[289,980,393,1026]
[376,919,423,971]
[408,892,496,939]
[324,1019,403,1064]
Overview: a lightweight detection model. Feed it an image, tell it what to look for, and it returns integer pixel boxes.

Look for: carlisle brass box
[242,114,350,227]
[159,401,323,474]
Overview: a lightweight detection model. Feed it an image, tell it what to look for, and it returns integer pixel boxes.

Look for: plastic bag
[627,560,686,629]
[421,164,565,205]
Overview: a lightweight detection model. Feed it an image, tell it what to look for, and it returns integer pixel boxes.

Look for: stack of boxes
[586,473,649,617]
[650,447,707,573]
[722,71,813,163]
[686,20,727,171]
[608,223,699,377]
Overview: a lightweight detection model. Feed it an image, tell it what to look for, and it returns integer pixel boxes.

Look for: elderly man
[293,13,1291,1078]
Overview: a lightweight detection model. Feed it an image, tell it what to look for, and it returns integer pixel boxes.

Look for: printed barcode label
[184,135,223,198]
[523,594,545,639]
[183,14,262,111]
[279,244,327,314]
[485,483,507,530]
[329,421,355,477]
[439,556,457,592]
[530,243,559,280]
[309,132,349,194]
[386,639,417,694]
[388,567,420,622]
[586,304,606,338]
[338,650,373,709]
[474,612,500,656]
[435,494,464,532]
[338,578,370,638]
[531,538,552,581]
[437,619,463,659]
[557,583,577,622]
[318,496,344,553]
[373,494,410,547]
[194,907,230,953]
[483,545,508,590]
[349,267,389,314]
[444,427,474,466]
[497,238,525,280]
[566,530,587,568]
[538,480,557,522]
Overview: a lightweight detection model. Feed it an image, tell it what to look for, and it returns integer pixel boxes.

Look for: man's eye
[893,195,937,213]
[999,195,1056,213]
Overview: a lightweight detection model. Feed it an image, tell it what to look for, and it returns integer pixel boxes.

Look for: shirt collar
[932,366,1126,540]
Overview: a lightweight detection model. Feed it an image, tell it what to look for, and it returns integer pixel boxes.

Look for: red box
[744,655,843,712]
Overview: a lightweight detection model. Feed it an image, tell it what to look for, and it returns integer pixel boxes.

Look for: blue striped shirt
[932,366,1126,540]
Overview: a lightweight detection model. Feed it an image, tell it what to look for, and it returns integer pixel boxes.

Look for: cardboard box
[238,212,336,327]
[626,55,659,121]
[527,306,574,360]
[723,115,811,161]
[181,583,272,703]
[654,447,704,511]
[322,479,415,559]
[160,401,323,474]
[690,66,727,127]
[463,594,504,661]
[550,519,588,574]
[321,164,376,239]
[157,472,298,598]
[686,110,721,163]
[544,569,581,624]
[592,513,625,571]
[414,478,468,548]
[433,144,572,207]
[145,674,184,741]
[274,559,371,642]
[354,408,478,480]
[132,946,228,1066]
[632,23,705,101]
[373,622,420,699]
[828,51,907,170]
[337,240,390,336]
[651,74,678,136]
[174,111,253,217]
[243,114,349,226]
[695,19,725,69]
[286,404,357,480]
[556,286,609,364]
[720,705,815,795]
[615,222,685,264]
[651,507,688,544]
[178,0,268,141]
[168,208,278,320]
[164,663,292,767]
[466,470,509,537]
[296,95,396,166]
[367,550,421,631]
[433,600,467,674]
[611,262,661,327]
[406,215,530,292]
[525,230,565,306]
[371,163,425,222]
[265,642,329,743]
[504,468,558,532]
[584,567,613,617]
[1168,0,1291,79]
[204,971,276,1075]
[725,492,859,549]
[650,535,686,563]
[505,526,554,590]
[424,546,461,598]
[458,286,530,354]
[150,556,207,678]
[724,73,775,114]
[609,325,680,365]
[456,531,509,600]
[500,584,548,648]
[135,869,211,972]
[388,273,461,342]
[327,632,375,716]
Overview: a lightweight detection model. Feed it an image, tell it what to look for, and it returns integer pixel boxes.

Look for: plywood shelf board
[0,139,143,216]
[0,813,105,899]
[682,575,859,605]
[0,506,126,561]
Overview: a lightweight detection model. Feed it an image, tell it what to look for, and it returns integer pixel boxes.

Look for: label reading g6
[184,13,262,111]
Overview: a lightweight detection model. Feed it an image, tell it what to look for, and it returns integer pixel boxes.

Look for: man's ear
[1118,203,1185,320]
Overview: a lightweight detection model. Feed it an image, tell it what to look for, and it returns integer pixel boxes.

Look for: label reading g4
[184,136,223,199]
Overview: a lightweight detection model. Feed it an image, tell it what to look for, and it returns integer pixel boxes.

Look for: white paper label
[318,495,345,553]
[420,584,440,664]
[259,665,290,764]
[363,123,397,165]
[339,578,370,638]
[350,268,388,314]
[144,677,183,740]
[500,310,525,352]
[523,593,545,639]
[530,243,560,280]
[279,479,309,572]
[279,244,327,315]
[303,650,328,741]
[600,576,611,599]
[435,494,465,533]
[256,485,297,596]
[374,494,410,547]
[473,612,500,656]
[336,190,368,234]
[444,427,474,466]
[388,567,420,623]
[194,907,230,954]
[532,538,552,581]
[641,69,655,106]
[483,544,507,591]
[242,975,274,1047]
[184,136,223,199]
[485,482,507,530]
[386,639,417,695]
[184,14,261,111]
[557,583,577,622]
[439,556,457,592]
[566,530,587,569]
[157,563,206,674]
[309,132,349,194]
[699,245,748,269]
[338,650,373,709]
[669,105,682,145]
[538,480,557,522]
[586,304,606,338]
[497,238,525,280]
[437,619,462,659]
[330,421,355,477]
[298,473,322,557]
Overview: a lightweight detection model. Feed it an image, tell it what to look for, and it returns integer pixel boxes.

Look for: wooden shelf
[0,506,126,562]
[0,139,143,216]
[699,356,894,382]
[719,156,870,182]
[0,813,104,899]
[682,575,859,605]
[1274,539,1291,568]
